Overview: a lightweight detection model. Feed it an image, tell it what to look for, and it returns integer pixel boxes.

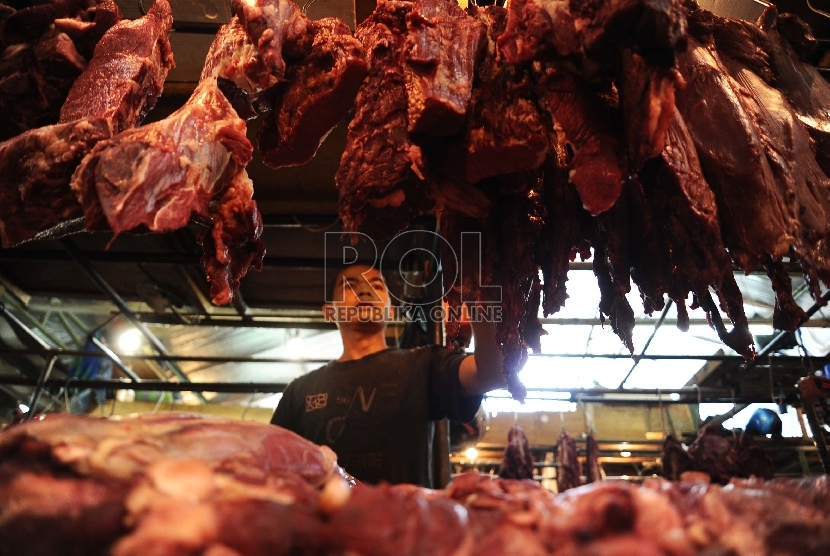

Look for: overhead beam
[0,248,812,276]
[61,239,207,403]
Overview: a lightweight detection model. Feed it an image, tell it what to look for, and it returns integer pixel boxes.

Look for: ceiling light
[117,328,143,354]
[286,335,305,360]
[18,403,29,413]
[620,451,632,458]
[670,393,681,401]
[465,447,478,461]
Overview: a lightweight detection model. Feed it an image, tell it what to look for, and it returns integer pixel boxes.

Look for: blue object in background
[745,408,783,437]
[823,363,830,380]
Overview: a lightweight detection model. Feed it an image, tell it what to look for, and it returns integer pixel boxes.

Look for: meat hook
[806,0,830,20]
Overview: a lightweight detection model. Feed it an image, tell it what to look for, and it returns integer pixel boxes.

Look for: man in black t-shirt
[271,264,506,488]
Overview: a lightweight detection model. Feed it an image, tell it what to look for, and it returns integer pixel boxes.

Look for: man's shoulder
[285,364,330,393]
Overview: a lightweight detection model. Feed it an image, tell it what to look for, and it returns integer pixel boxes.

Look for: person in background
[271,264,505,488]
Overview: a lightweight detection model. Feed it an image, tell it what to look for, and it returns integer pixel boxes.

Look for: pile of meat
[336,0,830,400]
[663,426,775,484]
[2,413,829,556]
[0,0,367,305]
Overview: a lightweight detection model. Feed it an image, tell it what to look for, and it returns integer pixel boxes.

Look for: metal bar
[0,348,331,363]
[89,337,141,382]
[1,295,67,348]
[802,400,830,473]
[618,300,673,388]
[0,248,813,276]
[2,376,287,394]
[0,375,784,403]
[1,347,829,365]
[26,356,56,420]
[60,239,208,404]
[56,312,84,347]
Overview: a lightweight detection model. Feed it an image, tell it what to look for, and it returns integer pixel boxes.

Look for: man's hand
[458,302,506,396]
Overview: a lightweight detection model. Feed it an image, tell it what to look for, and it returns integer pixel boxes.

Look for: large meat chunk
[619,49,678,168]
[72,19,264,305]
[443,6,548,184]
[0,0,172,248]
[674,35,794,271]
[0,118,110,247]
[260,17,368,168]
[403,0,485,136]
[537,146,591,317]
[0,413,344,556]
[535,67,626,215]
[0,0,121,138]
[499,0,687,67]
[58,0,174,133]
[72,21,252,234]
[758,7,830,177]
[336,0,431,239]
[232,0,314,78]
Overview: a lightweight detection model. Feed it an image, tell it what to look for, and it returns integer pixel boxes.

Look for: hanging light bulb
[117,328,143,354]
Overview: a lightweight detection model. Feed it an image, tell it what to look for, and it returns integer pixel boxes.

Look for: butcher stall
[2,0,830,553]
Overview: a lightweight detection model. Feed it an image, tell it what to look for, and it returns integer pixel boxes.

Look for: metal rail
[0,375,782,403]
[2,346,829,364]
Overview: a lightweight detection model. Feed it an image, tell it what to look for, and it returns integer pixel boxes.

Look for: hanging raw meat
[0,0,173,248]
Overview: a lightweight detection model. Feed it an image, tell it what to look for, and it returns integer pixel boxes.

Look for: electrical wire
[292,215,341,233]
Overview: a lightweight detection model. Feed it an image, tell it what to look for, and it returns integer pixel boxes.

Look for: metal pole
[26,356,57,420]
[61,239,207,403]
[618,300,673,388]
[89,336,141,382]
[703,289,830,431]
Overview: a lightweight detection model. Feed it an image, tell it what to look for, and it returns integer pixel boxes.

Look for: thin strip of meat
[585,433,602,483]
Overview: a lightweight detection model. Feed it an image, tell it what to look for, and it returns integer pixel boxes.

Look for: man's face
[324,265,392,326]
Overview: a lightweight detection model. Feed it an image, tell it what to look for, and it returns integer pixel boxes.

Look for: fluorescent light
[18,403,29,413]
[620,451,632,457]
[670,393,680,401]
[117,329,143,354]
[465,447,478,461]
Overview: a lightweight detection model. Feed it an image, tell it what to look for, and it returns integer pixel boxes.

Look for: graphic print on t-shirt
[305,393,328,412]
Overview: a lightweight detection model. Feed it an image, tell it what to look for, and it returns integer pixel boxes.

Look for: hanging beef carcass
[499,425,534,480]
[0,0,173,248]
[557,430,581,492]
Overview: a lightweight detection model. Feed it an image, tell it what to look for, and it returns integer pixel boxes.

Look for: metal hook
[242,390,258,420]
[658,388,665,433]
[137,0,148,16]
[807,0,830,20]
[301,0,318,14]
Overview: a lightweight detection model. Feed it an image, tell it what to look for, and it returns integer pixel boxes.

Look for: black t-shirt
[270,345,482,488]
